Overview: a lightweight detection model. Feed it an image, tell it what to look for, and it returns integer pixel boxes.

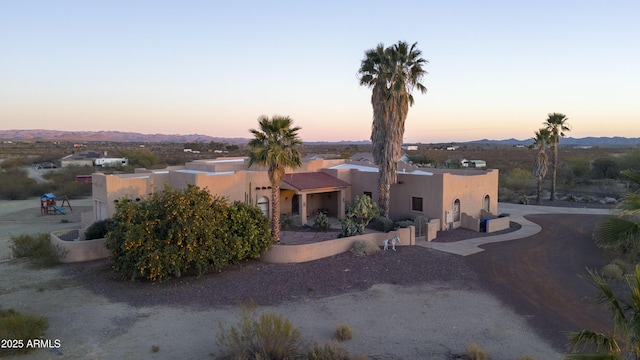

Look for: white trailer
[94,157,129,167]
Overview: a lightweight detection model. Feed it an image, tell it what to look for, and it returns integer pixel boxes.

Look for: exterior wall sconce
[285,196,289,201]
[261,186,267,190]
[255,187,261,190]
[398,181,404,184]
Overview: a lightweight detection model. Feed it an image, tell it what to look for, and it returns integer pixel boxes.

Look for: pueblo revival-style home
[90,156,503,237]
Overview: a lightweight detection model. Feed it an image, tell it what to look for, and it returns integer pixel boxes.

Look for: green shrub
[339,195,378,237]
[10,233,67,267]
[0,307,49,355]
[313,211,331,231]
[350,240,380,257]
[106,185,272,281]
[394,219,414,229]
[370,216,394,232]
[216,303,301,360]
[334,324,353,342]
[397,214,417,222]
[305,341,352,360]
[601,263,624,280]
[465,342,487,360]
[84,219,114,240]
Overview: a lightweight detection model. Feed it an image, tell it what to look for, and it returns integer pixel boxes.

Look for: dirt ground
[0,198,611,359]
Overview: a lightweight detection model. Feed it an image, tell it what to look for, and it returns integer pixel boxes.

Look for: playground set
[40,193,72,215]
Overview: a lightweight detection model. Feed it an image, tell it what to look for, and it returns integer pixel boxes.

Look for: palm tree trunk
[271,185,281,243]
[378,169,390,218]
[537,178,543,205]
[550,144,558,201]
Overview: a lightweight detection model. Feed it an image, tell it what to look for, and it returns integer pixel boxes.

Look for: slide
[52,205,66,215]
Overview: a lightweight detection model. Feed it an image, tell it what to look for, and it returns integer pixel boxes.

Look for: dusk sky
[1,1,638,143]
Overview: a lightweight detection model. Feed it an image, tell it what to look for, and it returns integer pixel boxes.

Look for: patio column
[338,189,346,220]
[300,193,308,226]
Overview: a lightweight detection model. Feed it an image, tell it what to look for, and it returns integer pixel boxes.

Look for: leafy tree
[544,112,571,201]
[566,265,640,359]
[120,148,160,168]
[105,185,272,281]
[358,41,428,217]
[248,115,303,243]
[592,158,621,180]
[593,169,640,257]
[530,128,551,205]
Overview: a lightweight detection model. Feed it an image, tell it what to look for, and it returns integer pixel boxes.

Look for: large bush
[106,185,272,281]
[339,195,379,237]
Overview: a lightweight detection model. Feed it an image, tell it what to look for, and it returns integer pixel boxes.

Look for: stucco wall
[50,231,109,263]
[260,227,414,264]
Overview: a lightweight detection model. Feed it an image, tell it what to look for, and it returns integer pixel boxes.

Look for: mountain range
[0,129,638,147]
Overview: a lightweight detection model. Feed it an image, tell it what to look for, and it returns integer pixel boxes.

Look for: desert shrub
[0,168,44,200]
[0,307,49,355]
[465,342,487,360]
[10,233,67,267]
[503,167,534,192]
[305,341,352,360]
[397,214,417,222]
[339,195,378,238]
[394,219,414,229]
[601,263,624,280]
[106,185,272,281]
[216,303,301,360]
[84,219,114,240]
[519,194,529,205]
[370,216,394,232]
[334,324,353,342]
[350,240,379,257]
[313,211,331,231]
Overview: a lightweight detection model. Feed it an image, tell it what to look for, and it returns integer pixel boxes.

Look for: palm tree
[248,115,302,243]
[544,112,571,201]
[531,128,551,205]
[566,265,640,359]
[358,41,428,217]
[594,169,640,257]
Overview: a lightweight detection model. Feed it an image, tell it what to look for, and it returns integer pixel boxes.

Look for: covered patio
[281,172,350,226]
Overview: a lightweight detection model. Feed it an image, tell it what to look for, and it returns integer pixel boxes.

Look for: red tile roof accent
[283,172,350,191]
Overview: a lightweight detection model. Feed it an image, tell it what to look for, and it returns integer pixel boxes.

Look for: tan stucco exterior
[91,156,499,232]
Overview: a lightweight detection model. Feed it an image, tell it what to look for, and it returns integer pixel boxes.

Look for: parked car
[38,162,57,169]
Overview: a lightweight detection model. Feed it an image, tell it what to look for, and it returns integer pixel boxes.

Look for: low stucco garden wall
[260,227,415,264]
[50,228,110,263]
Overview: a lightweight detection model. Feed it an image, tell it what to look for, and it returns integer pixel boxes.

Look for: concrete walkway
[420,203,614,256]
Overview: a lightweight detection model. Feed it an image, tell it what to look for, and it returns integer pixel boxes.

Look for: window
[257,196,269,217]
[453,199,460,222]
[363,191,372,198]
[412,197,423,212]
[483,195,490,211]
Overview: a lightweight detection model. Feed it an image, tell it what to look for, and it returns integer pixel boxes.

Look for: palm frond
[594,216,640,250]
[567,329,621,357]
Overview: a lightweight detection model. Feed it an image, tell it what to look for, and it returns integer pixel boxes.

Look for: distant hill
[0,129,638,147]
[0,129,248,144]
[462,137,640,147]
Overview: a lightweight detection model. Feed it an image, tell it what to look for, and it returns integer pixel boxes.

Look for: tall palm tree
[248,115,302,243]
[566,265,640,359]
[544,112,571,201]
[358,41,428,217]
[594,169,640,257]
[531,128,551,205]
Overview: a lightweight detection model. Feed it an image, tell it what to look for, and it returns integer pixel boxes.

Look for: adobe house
[90,156,501,234]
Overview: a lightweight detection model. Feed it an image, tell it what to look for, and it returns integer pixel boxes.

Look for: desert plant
[394,219,414,229]
[0,307,49,355]
[216,302,301,360]
[566,265,640,359]
[370,216,394,232]
[334,324,353,342]
[465,342,487,360]
[10,233,67,267]
[305,341,352,360]
[350,240,380,257]
[339,195,379,237]
[314,211,331,231]
[601,263,624,281]
[84,218,114,240]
